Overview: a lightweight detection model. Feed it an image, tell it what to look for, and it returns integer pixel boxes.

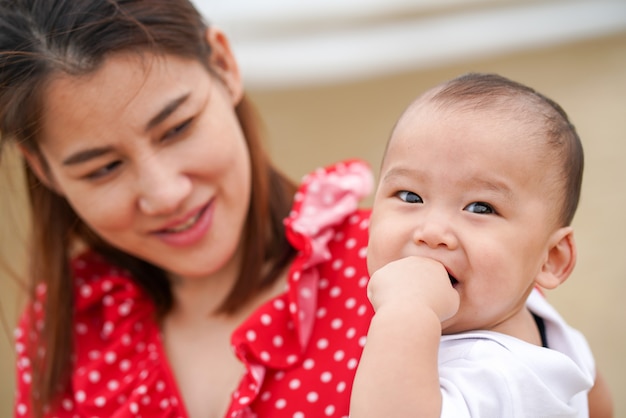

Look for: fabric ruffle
[227,160,373,417]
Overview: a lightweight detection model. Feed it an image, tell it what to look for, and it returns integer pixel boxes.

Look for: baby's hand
[367,256,460,323]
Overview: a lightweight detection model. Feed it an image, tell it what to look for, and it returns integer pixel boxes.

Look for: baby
[351,73,596,417]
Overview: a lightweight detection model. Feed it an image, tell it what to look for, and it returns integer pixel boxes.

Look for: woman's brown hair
[0,0,297,413]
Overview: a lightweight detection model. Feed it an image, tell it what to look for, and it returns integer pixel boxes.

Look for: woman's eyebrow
[62,147,112,166]
[144,92,190,132]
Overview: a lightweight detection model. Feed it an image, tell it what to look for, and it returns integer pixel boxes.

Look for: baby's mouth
[448,274,459,288]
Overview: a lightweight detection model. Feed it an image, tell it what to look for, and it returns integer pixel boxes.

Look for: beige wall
[1,32,625,416]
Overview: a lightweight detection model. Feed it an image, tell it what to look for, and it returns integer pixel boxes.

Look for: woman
[1,1,373,417]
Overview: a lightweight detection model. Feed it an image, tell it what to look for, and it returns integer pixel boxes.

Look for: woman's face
[31,49,251,281]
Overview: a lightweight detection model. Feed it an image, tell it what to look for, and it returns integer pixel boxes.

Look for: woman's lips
[153,200,214,247]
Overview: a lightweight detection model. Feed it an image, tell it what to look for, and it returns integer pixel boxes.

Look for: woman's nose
[136,157,192,216]
[411,211,459,250]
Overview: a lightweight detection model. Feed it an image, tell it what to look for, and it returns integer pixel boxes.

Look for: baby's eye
[464,201,495,214]
[396,191,423,204]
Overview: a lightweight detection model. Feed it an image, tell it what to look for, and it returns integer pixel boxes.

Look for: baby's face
[368,102,562,334]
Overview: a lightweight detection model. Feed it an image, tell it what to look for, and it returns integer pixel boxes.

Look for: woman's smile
[154,199,214,247]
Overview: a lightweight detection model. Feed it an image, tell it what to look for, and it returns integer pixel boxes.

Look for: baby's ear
[535,226,576,290]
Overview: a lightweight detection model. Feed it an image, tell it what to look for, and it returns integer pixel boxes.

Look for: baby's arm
[350,256,459,418]
[588,371,614,418]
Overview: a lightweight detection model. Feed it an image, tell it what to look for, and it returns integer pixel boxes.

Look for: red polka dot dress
[14,160,375,418]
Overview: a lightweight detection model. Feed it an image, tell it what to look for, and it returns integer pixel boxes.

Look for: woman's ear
[535,226,576,290]
[19,145,61,193]
[205,27,243,105]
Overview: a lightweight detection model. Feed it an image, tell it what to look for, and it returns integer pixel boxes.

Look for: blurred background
[1,0,625,415]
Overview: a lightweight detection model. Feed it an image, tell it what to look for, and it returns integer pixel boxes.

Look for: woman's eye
[465,201,495,214]
[396,191,423,204]
[85,161,121,180]
[163,118,193,140]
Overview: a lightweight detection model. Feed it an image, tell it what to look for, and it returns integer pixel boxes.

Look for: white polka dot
[336,381,347,393]
[347,358,358,369]
[129,402,139,413]
[102,280,113,292]
[316,307,327,318]
[94,396,106,407]
[22,372,31,384]
[274,371,285,380]
[325,405,336,416]
[287,354,298,364]
[273,299,285,310]
[331,318,343,329]
[118,302,132,316]
[321,371,332,383]
[16,403,27,416]
[107,380,119,391]
[246,330,257,341]
[15,342,24,354]
[260,351,271,362]
[303,359,315,370]
[345,298,357,309]
[275,399,287,409]
[317,339,329,350]
[359,336,367,347]
[272,336,284,347]
[289,302,297,314]
[307,392,319,403]
[62,398,73,410]
[88,370,100,383]
[80,284,92,298]
[141,395,151,405]
[120,359,131,371]
[137,385,147,395]
[103,295,115,307]
[318,279,329,289]
[344,266,356,278]
[289,379,301,390]
[76,323,88,335]
[88,350,101,360]
[345,238,357,249]
[105,351,117,364]
[358,277,369,288]
[329,286,341,298]
[156,380,166,392]
[102,321,114,337]
[332,260,343,270]
[294,412,305,418]
[260,314,272,325]
[160,398,170,409]
[358,246,368,258]
[292,271,301,281]
[300,287,313,299]
[75,390,86,403]
[357,305,368,315]
[334,350,345,362]
[346,328,357,339]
